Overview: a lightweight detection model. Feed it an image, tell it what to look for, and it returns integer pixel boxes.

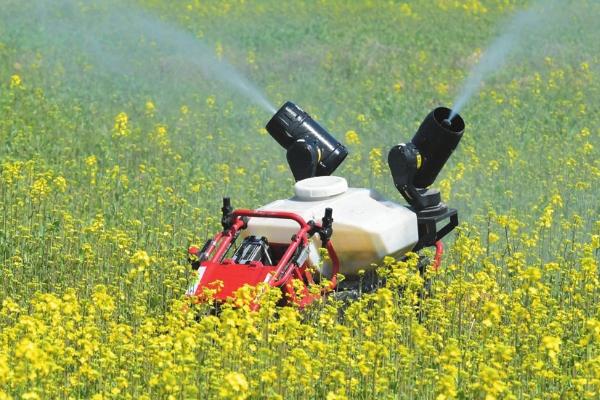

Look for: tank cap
[294,176,348,200]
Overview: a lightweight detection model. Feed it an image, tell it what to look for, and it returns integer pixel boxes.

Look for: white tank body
[243,176,419,277]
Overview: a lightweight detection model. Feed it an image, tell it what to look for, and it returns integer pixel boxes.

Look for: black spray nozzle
[388,106,464,211]
[266,101,348,181]
[411,107,464,188]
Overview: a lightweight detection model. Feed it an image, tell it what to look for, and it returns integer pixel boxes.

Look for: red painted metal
[433,240,443,270]
[325,240,340,289]
[211,219,246,261]
[187,209,340,308]
[198,261,277,300]
[268,226,310,287]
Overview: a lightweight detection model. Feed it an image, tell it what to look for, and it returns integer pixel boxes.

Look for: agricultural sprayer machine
[186,102,465,307]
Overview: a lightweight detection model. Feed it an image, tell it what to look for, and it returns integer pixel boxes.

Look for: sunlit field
[1,0,599,399]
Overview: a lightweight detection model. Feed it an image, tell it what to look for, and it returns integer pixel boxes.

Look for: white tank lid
[294,176,348,200]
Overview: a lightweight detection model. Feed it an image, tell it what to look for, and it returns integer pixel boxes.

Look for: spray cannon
[388,106,464,249]
[185,101,465,308]
[266,101,348,181]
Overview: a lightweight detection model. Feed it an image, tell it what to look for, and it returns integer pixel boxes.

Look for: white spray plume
[30,0,276,114]
[449,1,562,120]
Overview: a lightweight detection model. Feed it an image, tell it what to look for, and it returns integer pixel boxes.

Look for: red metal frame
[187,209,339,308]
[432,240,443,271]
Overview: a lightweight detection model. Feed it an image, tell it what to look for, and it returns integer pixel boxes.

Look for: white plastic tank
[243,176,419,277]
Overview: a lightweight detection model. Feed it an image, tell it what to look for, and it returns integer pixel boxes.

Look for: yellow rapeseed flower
[220,372,249,399]
[131,250,151,268]
[10,74,22,88]
[399,3,413,17]
[53,176,67,193]
[113,112,130,137]
[30,177,51,200]
[206,96,216,108]
[541,336,561,363]
[369,147,383,177]
[345,130,361,145]
[145,100,156,116]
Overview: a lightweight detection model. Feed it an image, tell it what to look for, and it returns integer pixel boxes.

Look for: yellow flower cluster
[113,112,130,138]
[345,130,361,145]
[368,147,383,177]
[9,74,21,88]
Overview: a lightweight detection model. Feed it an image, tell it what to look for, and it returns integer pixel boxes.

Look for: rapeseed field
[1,0,599,398]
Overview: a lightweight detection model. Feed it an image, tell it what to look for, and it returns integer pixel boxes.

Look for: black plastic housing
[266,101,348,179]
[412,107,464,188]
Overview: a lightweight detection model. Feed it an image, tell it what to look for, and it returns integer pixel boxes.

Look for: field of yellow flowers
[1,0,599,399]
